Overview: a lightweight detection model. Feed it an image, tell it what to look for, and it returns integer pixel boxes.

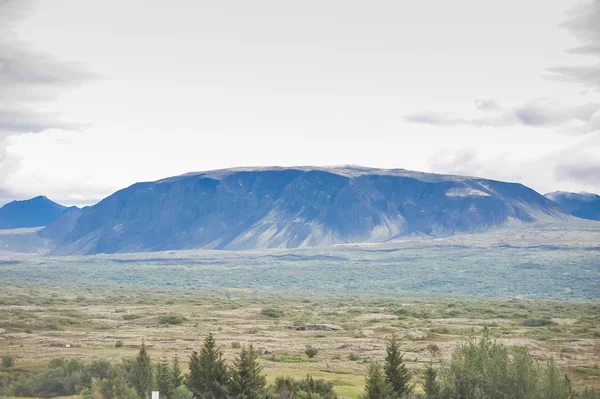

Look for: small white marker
[152,391,159,399]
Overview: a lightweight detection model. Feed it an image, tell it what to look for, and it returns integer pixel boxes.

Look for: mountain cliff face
[0,196,70,229]
[41,166,567,254]
[545,191,600,221]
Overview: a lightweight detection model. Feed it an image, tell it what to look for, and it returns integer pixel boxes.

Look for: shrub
[427,343,441,358]
[260,308,284,318]
[159,314,186,325]
[523,318,557,327]
[231,341,241,349]
[269,354,308,363]
[115,340,124,348]
[273,375,337,399]
[430,327,451,334]
[2,354,14,368]
[172,385,194,399]
[436,331,577,398]
[305,345,318,358]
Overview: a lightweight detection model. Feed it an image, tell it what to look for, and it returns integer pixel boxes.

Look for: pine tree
[363,363,393,399]
[422,365,440,399]
[157,356,175,399]
[230,345,267,399]
[384,336,411,398]
[130,341,154,399]
[101,365,138,399]
[171,355,184,388]
[187,333,231,399]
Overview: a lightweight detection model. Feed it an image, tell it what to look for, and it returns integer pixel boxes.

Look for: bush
[523,318,557,327]
[2,355,14,368]
[305,345,318,358]
[435,332,577,398]
[273,375,337,399]
[2,358,111,397]
[115,340,124,348]
[260,308,284,318]
[231,341,241,349]
[159,314,187,325]
[172,385,194,399]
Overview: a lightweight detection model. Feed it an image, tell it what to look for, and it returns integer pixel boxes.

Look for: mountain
[545,191,600,221]
[41,166,567,255]
[0,196,72,229]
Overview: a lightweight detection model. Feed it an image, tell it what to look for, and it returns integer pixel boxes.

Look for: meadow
[1,285,599,397]
[1,223,599,397]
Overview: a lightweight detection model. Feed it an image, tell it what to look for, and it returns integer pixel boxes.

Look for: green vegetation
[2,354,14,368]
[305,345,319,358]
[523,318,558,327]
[230,345,267,398]
[1,229,598,300]
[1,286,599,398]
[423,330,597,399]
[3,332,598,399]
[273,375,338,399]
[384,336,412,397]
[187,333,231,398]
[131,341,153,399]
[159,314,187,325]
[156,356,175,399]
[1,358,111,397]
[363,363,393,399]
[261,308,284,318]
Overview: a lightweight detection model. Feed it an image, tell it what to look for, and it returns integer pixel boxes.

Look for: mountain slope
[0,196,71,229]
[41,166,567,254]
[545,191,600,221]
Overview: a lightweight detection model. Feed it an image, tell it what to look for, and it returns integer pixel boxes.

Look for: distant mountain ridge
[545,191,600,221]
[0,196,72,229]
[40,166,568,255]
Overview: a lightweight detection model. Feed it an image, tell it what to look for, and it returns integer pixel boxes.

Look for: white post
[152,391,159,399]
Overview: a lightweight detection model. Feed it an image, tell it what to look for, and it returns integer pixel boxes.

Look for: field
[1,223,599,397]
[1,286,599,398]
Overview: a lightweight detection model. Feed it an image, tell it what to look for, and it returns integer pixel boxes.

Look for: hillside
[0,196,71,229]
[41,166,567,254]
[545,191,600,221]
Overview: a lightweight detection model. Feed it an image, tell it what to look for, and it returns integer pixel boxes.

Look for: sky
[0,0,599,206]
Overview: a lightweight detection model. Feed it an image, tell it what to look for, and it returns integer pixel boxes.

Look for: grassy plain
[1,286,599,398]
[1,223,599,397]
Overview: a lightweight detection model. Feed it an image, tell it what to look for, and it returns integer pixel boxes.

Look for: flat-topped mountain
[41,166,567,254]
[545,191,600,221]
[0,196,71,229]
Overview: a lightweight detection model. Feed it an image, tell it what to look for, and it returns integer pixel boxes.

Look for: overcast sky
[1,0,599,206]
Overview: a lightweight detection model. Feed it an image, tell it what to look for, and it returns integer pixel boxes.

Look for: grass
[261,308,284,318]
[159,314,187,325]
[0,285,598,398]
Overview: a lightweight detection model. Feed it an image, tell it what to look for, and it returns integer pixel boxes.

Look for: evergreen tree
[363,363,393,399]
[157,356,175,399]
[171,355,184,389]
[384,336,411,398]
[422,366,440,399]
[101,365,138,399]
[230,345,267,399]
[130,341,154,399]
[187,333,230,399]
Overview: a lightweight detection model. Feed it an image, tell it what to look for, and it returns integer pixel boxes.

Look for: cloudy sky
[1,0,599,206]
